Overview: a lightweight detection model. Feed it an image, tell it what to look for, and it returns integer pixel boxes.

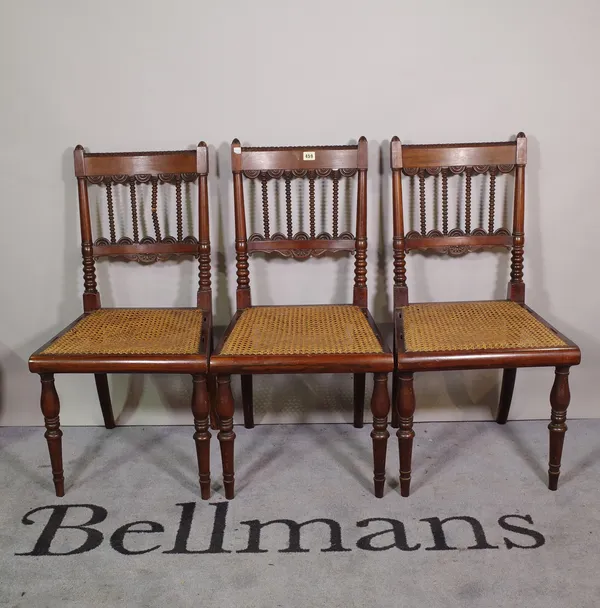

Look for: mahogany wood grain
[237,146,364,172]
[404,234,512,251]
[40,374,64,497]
[395,142,518,169]
[548,367,571,490]
[395,371,415,497]
[75,149,203,177]
[93,242,199,257]
[192,374,211,500]
[370,373,391,498]
[216,376,236,499]
[248,238,355,254]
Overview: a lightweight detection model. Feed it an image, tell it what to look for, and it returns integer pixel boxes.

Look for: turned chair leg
[216,375,236,499]
[354,373,366,428]
[191,374,211,500]
[391,372,399,428]
[370,373,390,498]
[40,374,64,497]
[207,374,219,430]
[241,374,254,429]
[548,366,571,491]
[396,371,416,497]
[496,368,517,425]
[94,373,116,429]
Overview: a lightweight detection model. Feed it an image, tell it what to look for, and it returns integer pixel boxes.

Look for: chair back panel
[390,134,527,307]
[74,144,211,312]
[231,138,369,308]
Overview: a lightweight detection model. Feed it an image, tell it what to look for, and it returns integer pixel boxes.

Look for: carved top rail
[392,140,523,169]
[74,144,209,264]
[390,134,527,257]
[74,146,208,178]
[233,144,366,172]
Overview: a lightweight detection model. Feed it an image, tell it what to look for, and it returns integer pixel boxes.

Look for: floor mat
[1,421,599,607]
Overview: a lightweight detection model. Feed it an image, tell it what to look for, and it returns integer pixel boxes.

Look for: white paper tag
[233,146,241,154]
[303,151,315,161]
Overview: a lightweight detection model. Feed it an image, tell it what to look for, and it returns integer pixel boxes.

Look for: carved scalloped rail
[248,231,355,258]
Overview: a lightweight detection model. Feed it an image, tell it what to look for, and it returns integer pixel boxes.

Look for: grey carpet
[1,420,599,607]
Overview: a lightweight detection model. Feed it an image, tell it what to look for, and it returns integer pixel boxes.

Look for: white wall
[1,0,598,426]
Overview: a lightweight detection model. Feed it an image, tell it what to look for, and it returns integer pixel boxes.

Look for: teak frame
[29,144,213,498]
[390,133,581,496]
[210,137,394,499]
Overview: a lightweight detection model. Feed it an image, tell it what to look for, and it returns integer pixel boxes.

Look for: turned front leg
[548,366,571,491]
[191,374,211,500]
[370,373,390,498]
[40,374,64,497]
[396,372,416,497]
[216,375,236,499]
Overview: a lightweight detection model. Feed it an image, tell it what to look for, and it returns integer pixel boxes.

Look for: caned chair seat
[402,301,566,352]
[41,309,205,356]
[212,305,392,374]
[221,305,383,356]
[30,308,209,374]
[395,300,579,371]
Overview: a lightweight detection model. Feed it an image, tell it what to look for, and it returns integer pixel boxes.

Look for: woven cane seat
[219,305,383,356]
[40,309,204,356]
[401,301,566,353]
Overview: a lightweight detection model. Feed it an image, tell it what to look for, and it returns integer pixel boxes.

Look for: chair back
[390,133,527,306]
[73,143,211,311]
[230,137,369,309]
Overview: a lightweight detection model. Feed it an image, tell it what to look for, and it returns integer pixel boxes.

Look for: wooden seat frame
[29,144,213,498]
[211,137,394,499]
[390,133,581,496]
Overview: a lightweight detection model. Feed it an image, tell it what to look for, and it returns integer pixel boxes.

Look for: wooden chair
[211,137,394,499]
[28,144,213,498]
[390,133,581,496]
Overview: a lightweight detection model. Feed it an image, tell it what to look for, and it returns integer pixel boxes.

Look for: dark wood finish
[216,376,236,500]
[236,145,364,172]
[404,234,512,252]
[92,242,199,257]
[391,372,399,429]
[396,372,415,497]
[370,373,391,498]
[496,368,517,424]
[353,373,366,428]
[94,373,115,429]
[394,303,580,372]
[29,144,213,498]
[391,134,581,496]
[213,138,394,498]
[247,237,355,255]
[75,150,199,177]
[391,136,518,259]
[40,374,64,497]
[192,374,211,500]
[241,375,254,429]
[548,366,571,490]
[397,141,517,168]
